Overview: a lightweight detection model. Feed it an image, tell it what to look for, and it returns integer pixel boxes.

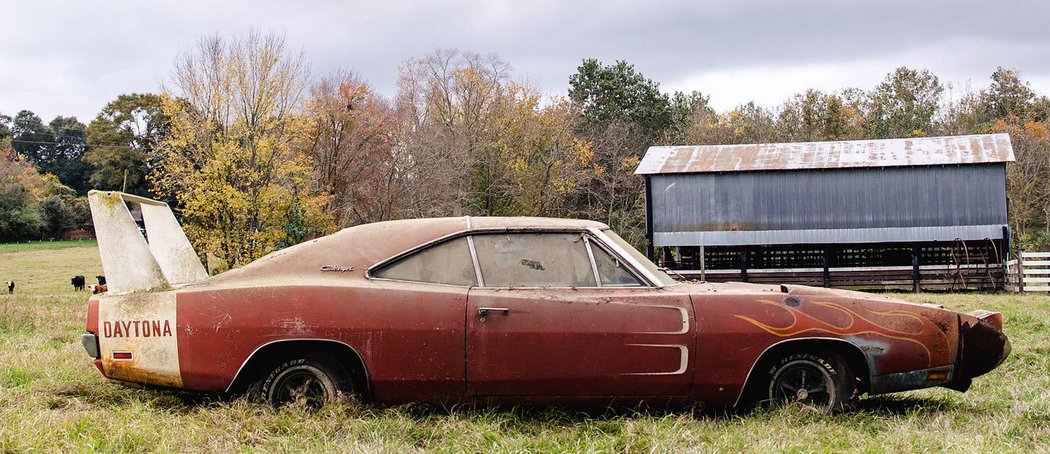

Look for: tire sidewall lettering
[262,358,307,398]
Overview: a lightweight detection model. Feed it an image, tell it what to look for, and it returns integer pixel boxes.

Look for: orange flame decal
[734,299,949,367]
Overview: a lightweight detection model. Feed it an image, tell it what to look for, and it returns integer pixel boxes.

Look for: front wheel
[766,352,856,412]
[257,355,352,408]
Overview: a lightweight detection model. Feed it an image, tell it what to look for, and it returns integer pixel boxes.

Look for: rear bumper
[81,333,100,358]
[84,297,104,375]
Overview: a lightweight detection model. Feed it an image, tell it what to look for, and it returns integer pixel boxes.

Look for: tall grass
[0,246,1046,451]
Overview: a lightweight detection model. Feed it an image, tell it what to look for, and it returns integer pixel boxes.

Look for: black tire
[766,351,856,412]
[257,355,353,408]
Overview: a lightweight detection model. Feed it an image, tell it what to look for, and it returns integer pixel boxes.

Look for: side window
[372,237,476,286]
[473,233,596,288]
[591,244,645,287]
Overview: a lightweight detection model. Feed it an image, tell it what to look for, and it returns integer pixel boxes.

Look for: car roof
[466,216,608,230]
[196,216,610,289]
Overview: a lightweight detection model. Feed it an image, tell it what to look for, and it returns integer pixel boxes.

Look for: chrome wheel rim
[770,360,836,409]
[270,365,334,408]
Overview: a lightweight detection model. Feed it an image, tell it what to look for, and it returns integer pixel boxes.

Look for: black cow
[5,281,12,294]
[96,275,106,286]
[71,275,86,291]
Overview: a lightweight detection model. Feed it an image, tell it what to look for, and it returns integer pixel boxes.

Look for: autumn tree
[299,72,401,225]
[0,142,45,240]
[980,67,1036,121]
[0,114,11,140]
[569,59,673,144]
[666,90,717,144]
[865,67,944,138]
[10,110,52,165]
[395,49,516,216]
[38,174,90,239]
[775,90,862,142]
[154,32,332,269]
[84,93,169,196]
[9,111,92,194]
[47,116,92,194]
[567,59,679,244]
[486,91,592,218]
[718,102,778,144]
[995,119,1050,249]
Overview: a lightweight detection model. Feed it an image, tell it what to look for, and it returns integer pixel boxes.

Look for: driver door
[465,231,694,397]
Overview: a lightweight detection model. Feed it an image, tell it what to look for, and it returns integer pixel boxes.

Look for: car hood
[675,280,1009,381]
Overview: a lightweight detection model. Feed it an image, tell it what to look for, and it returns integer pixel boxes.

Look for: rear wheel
[766,351,856,412]
[257,355,353,408]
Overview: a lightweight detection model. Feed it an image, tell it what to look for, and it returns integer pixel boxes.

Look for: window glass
[600,229,676,286]
[591,244,644,287]
[372,237,476,286]
[474,233,597,287]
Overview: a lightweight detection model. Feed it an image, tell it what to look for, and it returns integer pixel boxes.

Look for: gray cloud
[3,0,1049,121]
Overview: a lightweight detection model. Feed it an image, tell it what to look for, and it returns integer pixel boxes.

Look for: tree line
[2,31,1049,268]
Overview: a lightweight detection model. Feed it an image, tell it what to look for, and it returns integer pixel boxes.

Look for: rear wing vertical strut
[87,191,208,294]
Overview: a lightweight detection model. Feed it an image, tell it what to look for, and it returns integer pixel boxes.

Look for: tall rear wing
[87,191,208,294]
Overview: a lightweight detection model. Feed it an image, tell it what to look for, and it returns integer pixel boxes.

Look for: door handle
[477,307,510,317]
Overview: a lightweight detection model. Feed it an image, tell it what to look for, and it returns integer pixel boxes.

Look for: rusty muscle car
[81,191,1010,411]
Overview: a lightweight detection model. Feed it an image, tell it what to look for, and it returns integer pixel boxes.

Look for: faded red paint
[466,287,693,397]
[176,282,468,403]
[86,297,99,334]
[83,217,1010,408]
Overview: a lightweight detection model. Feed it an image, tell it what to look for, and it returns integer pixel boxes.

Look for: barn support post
[822,248,831,288]
[1003,226,1011,261]
[661,247,674,267]
[1018,251,1025,293]
[740,247,750,282]
[912,246,921,293]
[700,245,706,282]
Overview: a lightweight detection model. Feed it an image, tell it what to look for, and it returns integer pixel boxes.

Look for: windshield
[600,229,677,286]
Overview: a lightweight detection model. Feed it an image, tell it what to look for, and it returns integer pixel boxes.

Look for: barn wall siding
[650,164,1007,246]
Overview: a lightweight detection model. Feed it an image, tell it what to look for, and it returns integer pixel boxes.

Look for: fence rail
[1007,252,1050,292]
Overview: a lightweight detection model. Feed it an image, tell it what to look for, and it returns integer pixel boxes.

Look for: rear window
[372,237,476,286]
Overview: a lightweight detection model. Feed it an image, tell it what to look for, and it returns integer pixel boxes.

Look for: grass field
[0,240,97,254]
[0,244,1047,452]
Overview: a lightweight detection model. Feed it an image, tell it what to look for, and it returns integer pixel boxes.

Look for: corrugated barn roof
[635,133,1015,175]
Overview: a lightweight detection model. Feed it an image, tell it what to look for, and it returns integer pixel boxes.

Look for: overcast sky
[3,0,1050,123]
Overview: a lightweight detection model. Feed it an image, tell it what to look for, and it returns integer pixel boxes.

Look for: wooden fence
[685,263,1003,292]
[1007,252,1050,293]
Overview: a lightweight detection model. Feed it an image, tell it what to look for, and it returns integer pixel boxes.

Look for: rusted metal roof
[635,133,1015,175]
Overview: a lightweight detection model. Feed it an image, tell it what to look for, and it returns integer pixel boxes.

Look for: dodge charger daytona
[81,191,1010,411]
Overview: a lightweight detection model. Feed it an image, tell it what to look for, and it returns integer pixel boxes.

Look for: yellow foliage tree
[993,119,1050,250]
[153,33,333,270]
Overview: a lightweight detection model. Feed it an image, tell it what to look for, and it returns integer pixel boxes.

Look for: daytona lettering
[102,320,173,338]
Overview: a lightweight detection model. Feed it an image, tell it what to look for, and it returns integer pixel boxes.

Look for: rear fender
[225,339,372,399]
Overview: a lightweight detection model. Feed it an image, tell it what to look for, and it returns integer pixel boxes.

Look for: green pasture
[0,244,1046,452]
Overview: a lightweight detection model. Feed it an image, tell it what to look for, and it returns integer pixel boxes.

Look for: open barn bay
[0,243,1047,452]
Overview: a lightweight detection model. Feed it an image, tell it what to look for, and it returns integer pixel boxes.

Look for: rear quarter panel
[175,280,467,403]
[95,292,182,387]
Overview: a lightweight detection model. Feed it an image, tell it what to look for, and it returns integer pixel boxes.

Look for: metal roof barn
[636,134,1015,248]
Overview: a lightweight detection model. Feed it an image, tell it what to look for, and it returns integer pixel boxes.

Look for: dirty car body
[81,191,1010,409]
